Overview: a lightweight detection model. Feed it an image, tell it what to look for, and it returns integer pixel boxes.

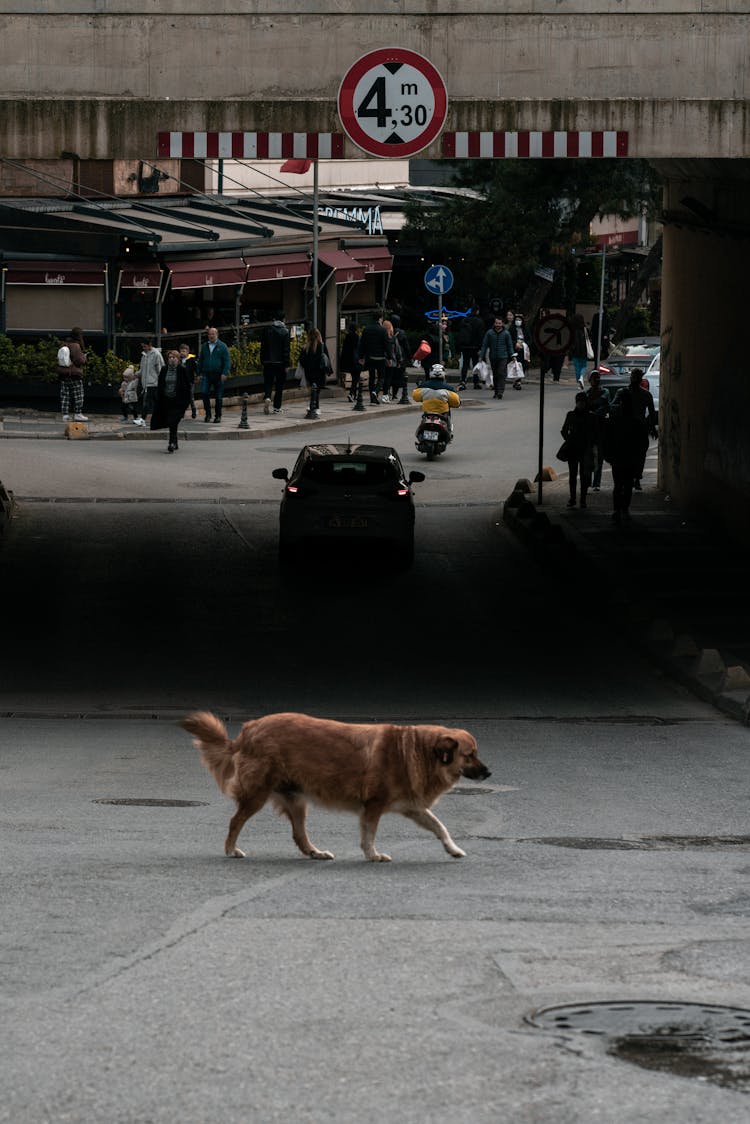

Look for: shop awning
[117,265,163,290]
[3,260,106,285]
[245,252,311,283]
[165,258,247,290]
[317,249,366,284]
[347,246,393,274]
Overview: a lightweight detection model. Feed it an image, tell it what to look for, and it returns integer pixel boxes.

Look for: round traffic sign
[424,264,453,295]
[533,312,572,356]
[337,48,448,159]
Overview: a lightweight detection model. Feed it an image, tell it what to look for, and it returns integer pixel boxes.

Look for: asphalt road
[2,392,750,1122]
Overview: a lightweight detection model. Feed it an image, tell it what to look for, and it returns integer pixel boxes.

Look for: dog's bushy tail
[181,711,236,796]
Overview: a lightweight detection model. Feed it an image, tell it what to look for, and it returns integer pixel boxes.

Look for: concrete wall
[1,2,749,158]
[658,163,750,544]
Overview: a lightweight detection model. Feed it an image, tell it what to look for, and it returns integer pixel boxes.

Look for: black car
[272,443,425,567]
[594,336,660,398]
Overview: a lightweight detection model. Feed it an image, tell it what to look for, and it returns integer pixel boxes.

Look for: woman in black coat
[299,328,329,417]
[150,349,193,452]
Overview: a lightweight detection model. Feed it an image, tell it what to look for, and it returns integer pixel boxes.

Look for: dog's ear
[435,735,457,766]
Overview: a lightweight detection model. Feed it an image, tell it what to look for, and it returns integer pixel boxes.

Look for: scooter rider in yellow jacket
[412,364,461,434]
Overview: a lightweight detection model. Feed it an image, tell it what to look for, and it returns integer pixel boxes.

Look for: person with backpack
[57,326,88,422]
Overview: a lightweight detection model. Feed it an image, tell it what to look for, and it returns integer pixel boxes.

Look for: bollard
[305,383,320,419]
[238,393,250,429]
[353,380,366,412]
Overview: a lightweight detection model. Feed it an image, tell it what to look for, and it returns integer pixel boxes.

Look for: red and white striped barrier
[157,132,345,159]
[442,131,628,158]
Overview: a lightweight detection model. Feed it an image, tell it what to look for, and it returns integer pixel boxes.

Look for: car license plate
[422,431,439,441]
[327,515,368,528]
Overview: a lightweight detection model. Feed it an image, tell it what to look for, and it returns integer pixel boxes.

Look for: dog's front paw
[447,845,466,858]
[309,849,335,860]
[367,852,392,862]
[226,846,247,858]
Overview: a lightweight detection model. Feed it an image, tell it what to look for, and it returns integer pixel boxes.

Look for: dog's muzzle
[462,763,491,780]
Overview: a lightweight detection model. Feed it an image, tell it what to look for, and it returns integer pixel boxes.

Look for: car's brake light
[286,484,300,494]
[396,486,410,497]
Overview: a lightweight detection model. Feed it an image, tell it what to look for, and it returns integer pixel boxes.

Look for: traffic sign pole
[423,264,454,368]
[531,312,572,505]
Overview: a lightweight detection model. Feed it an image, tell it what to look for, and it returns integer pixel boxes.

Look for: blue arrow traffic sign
[424,264,454,295]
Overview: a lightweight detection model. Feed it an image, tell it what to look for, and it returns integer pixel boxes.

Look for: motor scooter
[415,411,453,460]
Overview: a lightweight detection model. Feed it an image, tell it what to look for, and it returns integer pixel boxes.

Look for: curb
[503,481,750,726]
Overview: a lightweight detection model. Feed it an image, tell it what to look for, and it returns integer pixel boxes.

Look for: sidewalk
[0,384,414,442]
[2,371,749,724]
[504,468,750,725]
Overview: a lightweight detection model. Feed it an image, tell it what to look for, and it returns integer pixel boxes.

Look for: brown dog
[181,711,490,862]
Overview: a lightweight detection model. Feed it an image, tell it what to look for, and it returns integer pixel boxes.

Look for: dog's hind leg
[401,808,466,858]
[272,793,334,860]
[359,801,391,862]
[225,794,268,858]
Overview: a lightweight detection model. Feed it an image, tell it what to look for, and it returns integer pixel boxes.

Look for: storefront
[1,260,108,338]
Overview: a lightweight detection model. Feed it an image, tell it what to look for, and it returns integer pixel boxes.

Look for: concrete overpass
[1,1,750,541]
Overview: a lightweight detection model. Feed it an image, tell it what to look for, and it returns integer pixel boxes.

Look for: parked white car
[643,349,661,424]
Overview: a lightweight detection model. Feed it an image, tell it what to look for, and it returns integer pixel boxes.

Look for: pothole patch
[527,1001,750,1092]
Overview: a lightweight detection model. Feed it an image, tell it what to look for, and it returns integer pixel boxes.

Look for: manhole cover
[93,798,208,807]
[526,1001,750,1044]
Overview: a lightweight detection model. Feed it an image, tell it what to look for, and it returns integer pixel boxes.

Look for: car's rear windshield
[611,343,660,357]
[302,460,399,485]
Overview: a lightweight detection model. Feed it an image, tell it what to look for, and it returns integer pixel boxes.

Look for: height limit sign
[338,48,448,159]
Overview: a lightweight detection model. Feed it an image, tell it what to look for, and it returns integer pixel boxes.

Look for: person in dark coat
[339,322,361,400]
[357,313,392,405]
[298,328,329,417]
[260,309,291,415]
[456,306,486,390]
[150,349,193,452]
[603,388,650,523]
[560,392,596,508]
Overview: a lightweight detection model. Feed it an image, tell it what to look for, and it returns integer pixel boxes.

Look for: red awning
[245,252,311,283]
[346,245,393,274]
[317,249,366,284]
[3,261,106,285]
[166,258,247,290]
[118,266,163,290]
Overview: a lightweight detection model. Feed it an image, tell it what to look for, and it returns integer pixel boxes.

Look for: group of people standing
[560,367,658,522]
[341,313,410,405]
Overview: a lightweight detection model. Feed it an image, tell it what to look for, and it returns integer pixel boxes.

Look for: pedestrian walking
[298,328,328,417]
[57,326,88,422]
[150,349,193,452]
[197,326,231,423]
[456,306,486,390]
[357,312,392,404]
[389,314,410,403]
[381,319,405,402]
[585,370,611,490]
[339,322,360,401]
[479,317,515,399]
[568,313,591,388]
[560,392,596,508]
[603,388,649,524]
[136,338,165,428]
[613,367,657,490]
[260,310,291,415]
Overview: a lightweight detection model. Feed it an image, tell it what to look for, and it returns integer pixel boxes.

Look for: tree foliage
[403,159,662,307]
